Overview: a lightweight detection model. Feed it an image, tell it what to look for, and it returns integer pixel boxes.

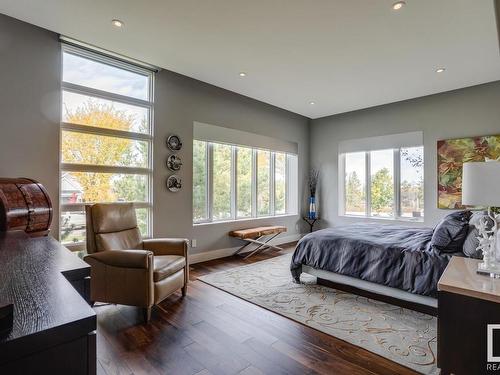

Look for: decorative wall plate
[167,175,182,192]
[166,135,182,151]
[167,154,182,171]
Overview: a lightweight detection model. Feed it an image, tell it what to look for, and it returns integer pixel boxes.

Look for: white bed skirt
[302,265,438,309]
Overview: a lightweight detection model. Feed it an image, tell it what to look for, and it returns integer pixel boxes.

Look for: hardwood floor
[95,245,418,375]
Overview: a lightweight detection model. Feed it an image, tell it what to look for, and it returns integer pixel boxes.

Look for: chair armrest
[142,238,189,257]
[84,249,153,269]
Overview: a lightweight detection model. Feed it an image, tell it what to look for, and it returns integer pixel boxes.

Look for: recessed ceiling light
[309,101,316,105]
[239,72,247,77]
[392,1,406,10]
[111,19,124,28]
[436,67,446,73]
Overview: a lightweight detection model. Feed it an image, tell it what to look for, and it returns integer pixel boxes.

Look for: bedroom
[0,1,500,374]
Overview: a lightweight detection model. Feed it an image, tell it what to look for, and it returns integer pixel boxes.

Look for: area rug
[198,254,438,374]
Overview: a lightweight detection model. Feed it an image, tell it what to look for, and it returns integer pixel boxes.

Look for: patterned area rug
[199,254,438,375]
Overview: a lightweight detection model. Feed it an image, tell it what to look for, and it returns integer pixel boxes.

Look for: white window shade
[339,131,423,154]
[194,122,298,155]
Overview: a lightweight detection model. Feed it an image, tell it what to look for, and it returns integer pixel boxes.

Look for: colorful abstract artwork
[437,135,500,209]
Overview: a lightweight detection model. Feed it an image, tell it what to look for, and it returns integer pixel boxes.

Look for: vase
[308,196,316,219]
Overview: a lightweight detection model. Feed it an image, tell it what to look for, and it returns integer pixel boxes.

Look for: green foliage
[237,148,252,217]
[400,178,424,213]
[346,171,364,212]
[257,151,270,215]
[371,168,393,214]
[275,153,286,214]
[63,99,149,236]
[193,141,208,221]
[192,143,287,220]
[213,144,232,220]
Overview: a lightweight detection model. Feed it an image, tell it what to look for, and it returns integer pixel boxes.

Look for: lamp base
[477,262,500,278]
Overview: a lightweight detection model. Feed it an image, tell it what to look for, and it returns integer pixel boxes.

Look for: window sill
[340,214,424,223]
[193,213,299,227]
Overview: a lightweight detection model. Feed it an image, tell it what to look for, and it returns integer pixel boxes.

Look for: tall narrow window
[236,147,253,218]
[400,146,424,218]
[60,45,154,251]
[193,140,208,222]
[257,150,271,216]
[344,152,366,216]
[274,152,286,215]
[370,149,394,218]
[212,143,232,221]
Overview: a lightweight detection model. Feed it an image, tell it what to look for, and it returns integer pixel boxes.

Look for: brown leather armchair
[83,203,189,322]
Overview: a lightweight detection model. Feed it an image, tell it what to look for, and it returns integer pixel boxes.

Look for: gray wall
[5,11,500,251]
[0,14,61,235]
[310,81,500,229]
[154,70,309,254]
[0,14,309,253]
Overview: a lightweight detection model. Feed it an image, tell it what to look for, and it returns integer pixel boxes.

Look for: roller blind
[193,121,298,154]
[339,131,423,154]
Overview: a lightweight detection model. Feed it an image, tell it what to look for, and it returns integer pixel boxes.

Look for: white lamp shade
[462,161,500,206]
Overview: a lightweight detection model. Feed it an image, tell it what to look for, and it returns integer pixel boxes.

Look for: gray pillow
[431,210,472,253]
[463,211,494,259]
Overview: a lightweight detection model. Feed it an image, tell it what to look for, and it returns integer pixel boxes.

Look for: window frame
[193,140,296,224]
[60,44,155,251]
[340,146,424,221]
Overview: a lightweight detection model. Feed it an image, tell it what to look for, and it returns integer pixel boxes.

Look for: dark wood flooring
[95,245,418,375]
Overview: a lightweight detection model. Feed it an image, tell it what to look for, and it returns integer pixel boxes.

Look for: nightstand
[438,256,500,375]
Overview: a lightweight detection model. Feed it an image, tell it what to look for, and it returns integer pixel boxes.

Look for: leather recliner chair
[83,203,189,322]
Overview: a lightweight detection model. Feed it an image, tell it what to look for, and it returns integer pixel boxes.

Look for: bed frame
[302,265,438,316]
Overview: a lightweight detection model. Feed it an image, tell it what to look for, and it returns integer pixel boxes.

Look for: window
[60,45,154,251]
[274,153,287,215]
[400,147,424,218]
[236,147,252,218]
[257,150,271,216]
[344,152,366,216]
[341,146,424,220]
[193,140,297,223]
[370,149,394,218]
[193,141,208,222]
[212,143,232,221]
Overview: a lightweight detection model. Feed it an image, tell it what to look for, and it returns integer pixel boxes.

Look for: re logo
[488,325,500,363]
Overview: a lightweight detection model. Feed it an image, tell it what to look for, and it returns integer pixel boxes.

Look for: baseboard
[189,233,304,265]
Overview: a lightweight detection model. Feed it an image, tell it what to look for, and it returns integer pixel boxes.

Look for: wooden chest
[0,178,52,236]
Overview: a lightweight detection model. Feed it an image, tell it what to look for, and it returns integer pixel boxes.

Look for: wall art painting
[437,135,500,209]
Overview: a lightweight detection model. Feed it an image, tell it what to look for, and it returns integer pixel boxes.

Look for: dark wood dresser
[0,231,96,374]
[438,256,500,375]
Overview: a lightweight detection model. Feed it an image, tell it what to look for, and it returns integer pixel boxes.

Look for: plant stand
[303,217,319,233]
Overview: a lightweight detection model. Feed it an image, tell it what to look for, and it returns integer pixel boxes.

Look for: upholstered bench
[229,225,287,258]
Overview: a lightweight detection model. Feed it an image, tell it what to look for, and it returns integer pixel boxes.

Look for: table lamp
[462,161,500,275]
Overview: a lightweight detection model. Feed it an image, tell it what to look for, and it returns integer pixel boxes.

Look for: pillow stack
[431,211,472,254]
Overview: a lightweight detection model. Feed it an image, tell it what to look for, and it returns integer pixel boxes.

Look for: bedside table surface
[438,256,500,303]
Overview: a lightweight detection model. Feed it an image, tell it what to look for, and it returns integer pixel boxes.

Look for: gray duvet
[291,224,461,297]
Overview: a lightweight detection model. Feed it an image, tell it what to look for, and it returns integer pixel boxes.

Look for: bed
[290,223,465,315]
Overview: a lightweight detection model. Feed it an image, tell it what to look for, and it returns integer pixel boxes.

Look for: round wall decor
[167,175,182,192]
[167,154,182,171]
[166,135,182,151]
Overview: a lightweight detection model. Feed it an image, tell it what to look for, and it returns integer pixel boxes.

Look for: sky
[63,52,149,100]
[62,52,150,133]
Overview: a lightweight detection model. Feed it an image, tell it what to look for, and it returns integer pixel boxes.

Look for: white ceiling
[1,0,500,118]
